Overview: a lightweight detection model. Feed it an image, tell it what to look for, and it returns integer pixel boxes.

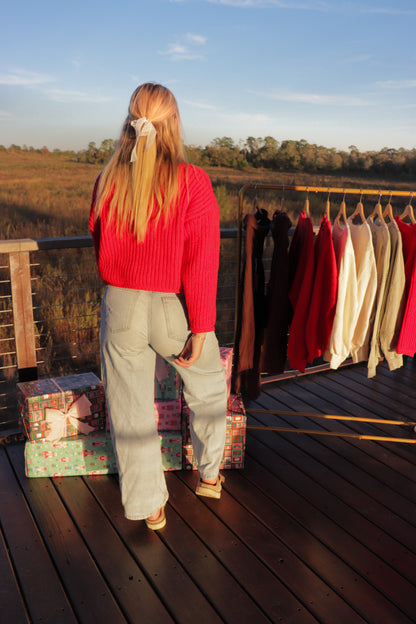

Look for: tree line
[3,136,416,177]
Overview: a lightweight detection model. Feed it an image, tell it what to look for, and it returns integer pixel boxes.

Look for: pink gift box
[154,354,182,400]
[154,398,182,431]
[220,347,233,398]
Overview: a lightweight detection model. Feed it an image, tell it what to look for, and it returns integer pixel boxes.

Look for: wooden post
[9,251,38,381]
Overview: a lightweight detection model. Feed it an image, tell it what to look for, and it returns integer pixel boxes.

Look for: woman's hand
[174,333,206,368]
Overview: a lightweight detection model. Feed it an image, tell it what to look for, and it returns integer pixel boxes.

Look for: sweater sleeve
[181,168,220,333]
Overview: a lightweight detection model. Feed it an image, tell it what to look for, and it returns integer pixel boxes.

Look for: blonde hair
[94,83,186,242]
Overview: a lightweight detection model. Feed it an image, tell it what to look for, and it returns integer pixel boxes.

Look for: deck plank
[0,528,29,624]
[176,470,365,624]
[85,473,225,624]
[244,412,416,623]
[6,444,128,624]
[2,358,416,624]
[54,475,175,624]
[0,446,77,623]
[169,471,318,623]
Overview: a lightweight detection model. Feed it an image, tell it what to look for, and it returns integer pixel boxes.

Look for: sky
[1,0,416,153]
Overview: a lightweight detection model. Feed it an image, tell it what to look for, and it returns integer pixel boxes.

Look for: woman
[89,83,227,530]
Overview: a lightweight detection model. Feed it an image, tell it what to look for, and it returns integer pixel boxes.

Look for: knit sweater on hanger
[395,217,416,356]
[89,163,220,334]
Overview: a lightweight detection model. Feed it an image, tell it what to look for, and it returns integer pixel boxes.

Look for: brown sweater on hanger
[233,210,270,398]
[260,210,292,374]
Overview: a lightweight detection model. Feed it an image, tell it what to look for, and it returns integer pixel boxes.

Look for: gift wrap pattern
[25,432,117,477]
[25,431,182,477]
[154,398,182,431]
[17,373,107,442]
[219,346,233,398]
[22,348,244,478]
[154,354,182,400]
[182,393,246,470]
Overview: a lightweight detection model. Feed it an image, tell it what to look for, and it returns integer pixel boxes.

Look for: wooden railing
[0,231,239,432]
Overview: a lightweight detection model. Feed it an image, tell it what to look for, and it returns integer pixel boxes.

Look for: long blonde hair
[94,83,186,241]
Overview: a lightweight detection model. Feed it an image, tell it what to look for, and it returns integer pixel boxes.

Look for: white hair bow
[130,117,157,161]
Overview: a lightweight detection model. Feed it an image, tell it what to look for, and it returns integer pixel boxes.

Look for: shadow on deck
[1,358,416,623]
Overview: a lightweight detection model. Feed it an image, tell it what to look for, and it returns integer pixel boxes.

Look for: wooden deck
[1,358,416,623]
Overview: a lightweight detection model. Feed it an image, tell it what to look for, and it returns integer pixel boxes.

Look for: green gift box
[24,432,117,477]
[24,430,182,477]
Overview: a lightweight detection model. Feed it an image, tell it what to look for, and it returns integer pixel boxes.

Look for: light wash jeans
[100,286,227,520]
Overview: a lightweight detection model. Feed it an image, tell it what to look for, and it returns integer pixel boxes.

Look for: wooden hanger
[398,194,415,223]
[324,199,330,221]
[368,195,385,225]
[324,188,331,221]
[383,193,394,222]
[349,193,366,223]
[304,187,310,217]
[335,195,347,226]
[279,185,285,212]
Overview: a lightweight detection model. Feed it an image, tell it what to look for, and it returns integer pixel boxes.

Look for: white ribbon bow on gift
[44,394,95,442]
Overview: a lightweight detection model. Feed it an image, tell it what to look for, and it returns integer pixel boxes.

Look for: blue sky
[1,0,415,152]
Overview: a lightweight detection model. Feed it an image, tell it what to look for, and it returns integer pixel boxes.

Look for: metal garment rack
[236,182,416,444]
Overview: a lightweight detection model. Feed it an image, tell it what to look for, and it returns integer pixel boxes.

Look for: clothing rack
[235,182,416,444]
[236,183,415,331]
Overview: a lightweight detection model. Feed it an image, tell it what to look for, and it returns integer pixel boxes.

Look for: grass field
[1,149,414,239]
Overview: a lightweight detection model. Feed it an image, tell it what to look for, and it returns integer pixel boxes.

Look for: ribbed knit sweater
[89,164,220,333]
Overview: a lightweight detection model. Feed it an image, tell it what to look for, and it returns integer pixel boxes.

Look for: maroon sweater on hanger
[287,211,315,372]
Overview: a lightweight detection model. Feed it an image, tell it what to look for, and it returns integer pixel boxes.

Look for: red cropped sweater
[89,164,220,333]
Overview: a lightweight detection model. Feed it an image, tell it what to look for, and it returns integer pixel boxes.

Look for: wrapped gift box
[219,347,233,397]
[154,354,182,400]
[159,431,182,471]
[24,431,117,477]
[153,347,232,401]
[17,372,107,442]
[154,398,182,431]
[182,392,246,470]
[25,430,183,477]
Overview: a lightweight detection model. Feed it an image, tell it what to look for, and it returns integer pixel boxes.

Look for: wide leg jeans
[100,286,227,520]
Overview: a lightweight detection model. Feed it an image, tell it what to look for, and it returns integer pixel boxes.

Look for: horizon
[4,136,416,156]
[2,0,416,154]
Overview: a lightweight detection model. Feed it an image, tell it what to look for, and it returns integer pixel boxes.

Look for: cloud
[375,80,416,89]
[186,33,207,45]
[203,0,330,8]
[159,32,207,61]
[46,89,112,103]
[183,99,219,110]
[359,5,416,15]
[226,111,270,123]
[255,89,372,106]
[0,69,54,86]
[342,54,373,64]
[0,110,12,118]
[203,0,416,14]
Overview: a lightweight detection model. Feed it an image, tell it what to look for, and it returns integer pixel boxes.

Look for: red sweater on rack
[89,164,220,334]
[395,217,416,356]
